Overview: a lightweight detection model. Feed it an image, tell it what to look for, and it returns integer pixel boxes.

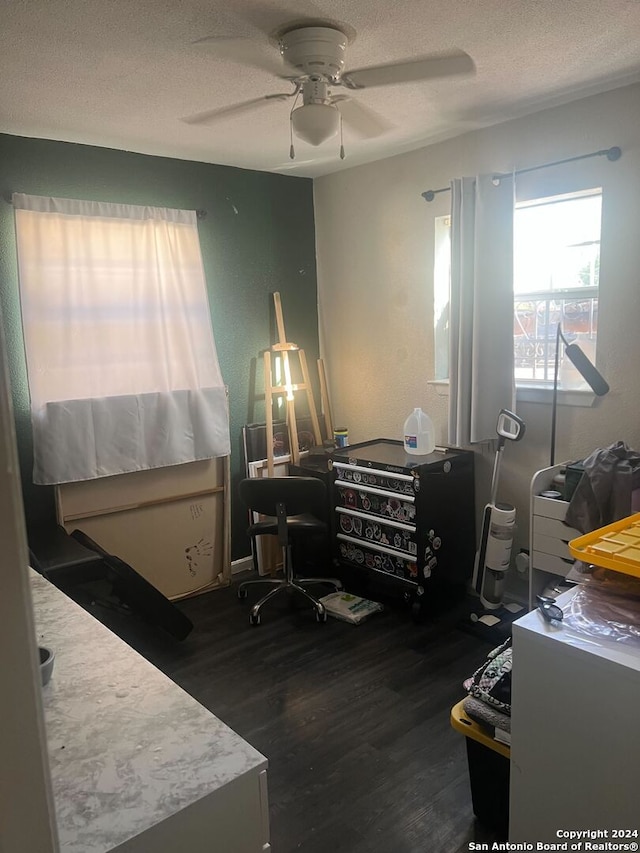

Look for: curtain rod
[421,145,622,202]
[2,192,208,219]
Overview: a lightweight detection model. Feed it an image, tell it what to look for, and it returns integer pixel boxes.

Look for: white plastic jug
[403,407,435,455]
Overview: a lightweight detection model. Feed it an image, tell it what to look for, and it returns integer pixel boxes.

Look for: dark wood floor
[85,572,503,853]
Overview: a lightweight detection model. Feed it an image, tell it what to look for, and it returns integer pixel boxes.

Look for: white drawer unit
[330,439,476,601]
[529,465,579,607]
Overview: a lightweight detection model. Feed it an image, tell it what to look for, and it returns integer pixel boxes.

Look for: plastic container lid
[568,513,640,578]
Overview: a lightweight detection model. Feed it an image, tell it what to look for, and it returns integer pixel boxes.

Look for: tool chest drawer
[330,439,475,594]
[335,478,416,524]
[334,463,415,495]
[336,534,420,581]
[336,507,417,552]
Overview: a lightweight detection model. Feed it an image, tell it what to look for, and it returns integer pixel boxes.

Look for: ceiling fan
[183,22,475,160]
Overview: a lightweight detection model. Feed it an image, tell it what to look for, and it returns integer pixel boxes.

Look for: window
[433,214,451,381]
[14,194,230,484]
[514,189,602,386]
[432,189,603,389]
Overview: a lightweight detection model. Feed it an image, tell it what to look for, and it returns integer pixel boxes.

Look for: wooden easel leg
[273,292,287,345]
[317,357,334,442]
[299,349,322,447]
[287,393,300,466]
[264,350,275,478]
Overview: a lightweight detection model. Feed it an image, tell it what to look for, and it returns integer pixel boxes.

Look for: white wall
[314,83,640,557]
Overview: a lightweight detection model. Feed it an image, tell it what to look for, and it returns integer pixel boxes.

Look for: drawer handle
[332,461,414,482]
[335,481,415,502]
[336,506,416,532]
[337,533,416,561]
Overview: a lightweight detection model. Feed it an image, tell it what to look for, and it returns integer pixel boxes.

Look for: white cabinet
[510,589,640,842]
[31,572,270,853]
[529,465,581,608]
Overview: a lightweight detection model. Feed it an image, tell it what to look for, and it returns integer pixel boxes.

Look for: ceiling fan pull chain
[289,111,296,160]
[339,111,345,160]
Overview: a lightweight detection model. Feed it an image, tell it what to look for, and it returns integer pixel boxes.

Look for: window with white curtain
[14,193,230,485]
[433,188,602,389]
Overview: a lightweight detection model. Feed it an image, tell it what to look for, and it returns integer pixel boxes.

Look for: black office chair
[237,476,342,625]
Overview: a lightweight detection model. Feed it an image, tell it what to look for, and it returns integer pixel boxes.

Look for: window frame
[513,187,602,391]
[430,187,604,405]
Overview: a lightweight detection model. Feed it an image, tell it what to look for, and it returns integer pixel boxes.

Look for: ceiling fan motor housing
[302,78,331,105]
[280,26,348,81]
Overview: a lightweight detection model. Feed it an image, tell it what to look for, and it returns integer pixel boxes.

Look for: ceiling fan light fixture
[291,103,340,146]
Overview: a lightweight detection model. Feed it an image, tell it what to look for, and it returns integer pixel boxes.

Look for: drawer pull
[332,461,414,482]
[335,480,415,502]
[336,506,416,532]
[337,533,416,561]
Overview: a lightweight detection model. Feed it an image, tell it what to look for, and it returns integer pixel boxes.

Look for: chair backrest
[238,476,326,519]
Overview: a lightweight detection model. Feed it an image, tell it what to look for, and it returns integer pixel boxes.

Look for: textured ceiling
[2,0,640,178]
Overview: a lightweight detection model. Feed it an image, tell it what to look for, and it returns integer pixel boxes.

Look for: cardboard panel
[63,492,224,599]
[56,459,229,599]
[57,459,224,519]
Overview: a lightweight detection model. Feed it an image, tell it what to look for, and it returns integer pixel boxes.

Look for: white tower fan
[472,409,526,610]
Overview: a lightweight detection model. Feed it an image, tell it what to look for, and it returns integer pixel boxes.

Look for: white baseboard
[232,555,253,575]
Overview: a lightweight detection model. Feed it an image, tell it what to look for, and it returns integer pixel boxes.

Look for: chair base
[238,574,342,625]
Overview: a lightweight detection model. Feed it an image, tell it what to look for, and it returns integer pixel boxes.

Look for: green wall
[0,133,320,560]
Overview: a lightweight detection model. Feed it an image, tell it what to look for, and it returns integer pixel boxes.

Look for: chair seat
[248,514,327,538]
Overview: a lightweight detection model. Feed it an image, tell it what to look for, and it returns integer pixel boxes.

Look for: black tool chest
[330,439,475,600]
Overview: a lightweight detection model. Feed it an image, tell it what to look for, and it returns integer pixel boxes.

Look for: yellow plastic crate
[450,699,510,758]
[568,512,640,578]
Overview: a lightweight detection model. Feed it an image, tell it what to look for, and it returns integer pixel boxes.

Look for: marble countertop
[30,571,267,853]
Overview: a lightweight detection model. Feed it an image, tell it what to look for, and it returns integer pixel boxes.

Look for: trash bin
[450,699,510,837]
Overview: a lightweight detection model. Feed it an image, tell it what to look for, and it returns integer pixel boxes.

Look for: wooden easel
[264,292,322,476]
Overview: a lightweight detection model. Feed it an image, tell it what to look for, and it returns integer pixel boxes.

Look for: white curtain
[448,175,515,445]
[14,193,230,484]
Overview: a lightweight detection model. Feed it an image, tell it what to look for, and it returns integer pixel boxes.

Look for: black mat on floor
[456,596,527,645]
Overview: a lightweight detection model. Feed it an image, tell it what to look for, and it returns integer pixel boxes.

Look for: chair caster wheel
[237,587,248,600]
[315,608,327,623]
[249,611,261,626]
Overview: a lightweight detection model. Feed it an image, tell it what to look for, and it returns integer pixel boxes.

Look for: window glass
[432,190,602,388]
[433,215,451,381]
[514,190,602,385]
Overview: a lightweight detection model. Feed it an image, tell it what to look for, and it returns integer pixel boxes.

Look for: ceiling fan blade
[342,52,475,90]
[181,93,292,126]
[332,96,393,139]
[193,36,298,77]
